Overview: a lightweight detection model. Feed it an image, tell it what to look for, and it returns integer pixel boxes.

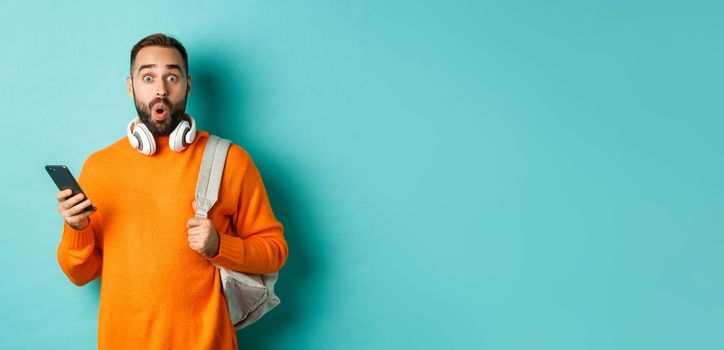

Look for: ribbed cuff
[61,220,95,249]
[208,232,245,267]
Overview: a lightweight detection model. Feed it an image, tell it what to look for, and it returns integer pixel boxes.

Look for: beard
[133,94,188,136]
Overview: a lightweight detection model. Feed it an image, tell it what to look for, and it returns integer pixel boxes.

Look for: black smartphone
[45,165,97,213]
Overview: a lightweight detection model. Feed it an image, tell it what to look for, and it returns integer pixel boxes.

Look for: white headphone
[127,115,197,155]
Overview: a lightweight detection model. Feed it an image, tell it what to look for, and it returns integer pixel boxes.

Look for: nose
[155,80,168,98]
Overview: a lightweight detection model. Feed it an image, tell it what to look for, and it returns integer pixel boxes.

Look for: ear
[186,75,192,97]
[126,76,133,98]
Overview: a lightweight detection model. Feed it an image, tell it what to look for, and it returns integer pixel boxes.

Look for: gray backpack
[195,135,281,330]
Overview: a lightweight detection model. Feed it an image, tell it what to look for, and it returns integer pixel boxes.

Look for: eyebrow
[137,64,184,74]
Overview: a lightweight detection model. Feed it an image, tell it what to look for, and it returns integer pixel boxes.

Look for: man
[55,33,288,349]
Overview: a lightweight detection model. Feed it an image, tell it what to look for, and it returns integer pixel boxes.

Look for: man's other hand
[187,200,220,258]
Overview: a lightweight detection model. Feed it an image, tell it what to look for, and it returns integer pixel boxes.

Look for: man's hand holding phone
[57,189,95,231]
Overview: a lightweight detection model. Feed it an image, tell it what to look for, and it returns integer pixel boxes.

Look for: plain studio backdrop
[1,1,722,349]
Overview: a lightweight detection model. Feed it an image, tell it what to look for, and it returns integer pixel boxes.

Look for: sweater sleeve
[56,158,103,286]
[57,217,102,286]
[208,152,288,274]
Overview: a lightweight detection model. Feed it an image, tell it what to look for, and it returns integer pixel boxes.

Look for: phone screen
[45,165,97,212]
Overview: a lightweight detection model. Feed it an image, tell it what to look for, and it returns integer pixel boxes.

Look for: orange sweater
[57,130,288,349]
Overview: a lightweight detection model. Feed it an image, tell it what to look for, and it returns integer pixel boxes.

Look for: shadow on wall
[191,52,321,350]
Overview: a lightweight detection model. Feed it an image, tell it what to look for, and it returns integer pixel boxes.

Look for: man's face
[127,46,192,136]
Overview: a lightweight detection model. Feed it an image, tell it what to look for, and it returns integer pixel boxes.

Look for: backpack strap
[195,135,232,219]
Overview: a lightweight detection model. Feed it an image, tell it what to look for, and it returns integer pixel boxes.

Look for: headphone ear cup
[134,122,156,155]
[132,131,143,150]
[127,118,140,149]
[181,128,190,147]
[169,119,190,152]
[185,115,197,145]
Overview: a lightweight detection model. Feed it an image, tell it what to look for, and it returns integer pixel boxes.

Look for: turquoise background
[1,0,722,349]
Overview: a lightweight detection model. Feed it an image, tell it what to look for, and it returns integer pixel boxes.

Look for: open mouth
[151,103,169,121]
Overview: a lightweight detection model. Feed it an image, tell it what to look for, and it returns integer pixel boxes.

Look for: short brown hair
[130,33,189,76]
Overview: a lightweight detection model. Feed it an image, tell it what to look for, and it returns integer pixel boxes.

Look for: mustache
[148,97,171,110]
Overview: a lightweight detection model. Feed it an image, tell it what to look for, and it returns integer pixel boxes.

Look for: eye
[167,75,178,82]
[142,75,152,82]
